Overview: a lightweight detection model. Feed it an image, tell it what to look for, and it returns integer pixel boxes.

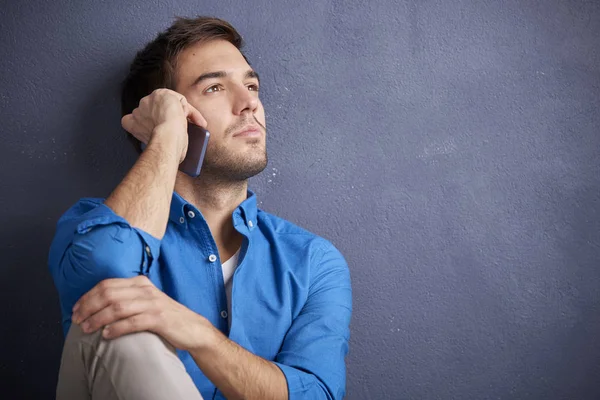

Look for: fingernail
[72,314,79,324]
[103,327,111,338]
[81,322,89,332]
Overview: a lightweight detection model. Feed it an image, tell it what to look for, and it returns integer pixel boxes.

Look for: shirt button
[208,254,217,263]
[179,217,185,224]
[145,246,151,255]
[248,220,254,228]
[187,210,196,219]
[220,310,228,319]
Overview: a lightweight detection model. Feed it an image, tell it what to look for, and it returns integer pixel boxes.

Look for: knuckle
[135,274,150,283]
[100,287,113,301]
[130,314,144,329]
[98,279,116,293]
[143,286,155,297]
[153,309,165,324]
[112,302,125,315]
[128,316,138,329]
[152,299,162,313]
[85,321,96,331]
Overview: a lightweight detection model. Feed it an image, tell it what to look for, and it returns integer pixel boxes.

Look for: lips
[232,125,262,138]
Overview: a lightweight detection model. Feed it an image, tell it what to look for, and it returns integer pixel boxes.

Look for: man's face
[175,39,267,182]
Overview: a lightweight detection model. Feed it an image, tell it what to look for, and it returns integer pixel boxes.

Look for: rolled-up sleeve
[48,199,161,334]
[273,241,352,400]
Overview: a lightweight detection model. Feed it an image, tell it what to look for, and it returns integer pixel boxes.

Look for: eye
[205,84,223,93]
[247,83,260,92]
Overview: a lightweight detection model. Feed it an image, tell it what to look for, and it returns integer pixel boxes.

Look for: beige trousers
[56,324,204,400]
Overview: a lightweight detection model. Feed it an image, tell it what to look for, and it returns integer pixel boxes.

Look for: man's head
[122,16,267,182]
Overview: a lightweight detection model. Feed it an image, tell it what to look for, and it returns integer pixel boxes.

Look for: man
[48,16,352,400]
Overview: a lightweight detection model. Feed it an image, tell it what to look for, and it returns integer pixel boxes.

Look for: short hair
[121,16,245,151]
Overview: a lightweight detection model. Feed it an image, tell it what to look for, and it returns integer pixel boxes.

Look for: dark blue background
[1,1,599,398]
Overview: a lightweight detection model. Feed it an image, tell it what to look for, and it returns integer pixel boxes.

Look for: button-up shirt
[48,190,352,399]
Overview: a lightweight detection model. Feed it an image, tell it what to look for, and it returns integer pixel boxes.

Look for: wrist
[189,317,227,354]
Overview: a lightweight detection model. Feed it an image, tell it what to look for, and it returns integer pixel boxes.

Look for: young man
[48,16,352,400]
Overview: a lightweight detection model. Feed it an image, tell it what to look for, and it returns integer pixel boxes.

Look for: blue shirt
[48,190,352,400]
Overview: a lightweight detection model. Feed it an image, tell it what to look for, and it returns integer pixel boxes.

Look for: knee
[65,323,174,363]
[99,329,174,361]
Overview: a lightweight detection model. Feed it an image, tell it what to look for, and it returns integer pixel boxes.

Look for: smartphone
[179,122,210,177]
[141,122,210,178]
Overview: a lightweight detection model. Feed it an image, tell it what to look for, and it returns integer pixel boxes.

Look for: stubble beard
[200,139,268,182]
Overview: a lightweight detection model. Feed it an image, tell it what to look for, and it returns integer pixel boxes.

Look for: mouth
[232,125,263,138]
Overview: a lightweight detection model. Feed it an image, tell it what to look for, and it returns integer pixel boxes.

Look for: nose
[231,84,259,116]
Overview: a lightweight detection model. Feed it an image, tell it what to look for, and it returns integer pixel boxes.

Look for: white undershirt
[221,248,241,327]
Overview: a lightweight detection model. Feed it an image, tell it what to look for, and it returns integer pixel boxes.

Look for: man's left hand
[71,275,218,351]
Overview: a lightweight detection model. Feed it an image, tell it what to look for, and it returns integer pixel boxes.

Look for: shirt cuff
[75,203,161,275]
[273,362,314,398]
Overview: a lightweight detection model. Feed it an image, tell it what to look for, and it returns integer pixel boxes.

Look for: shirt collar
[169,189,258,228]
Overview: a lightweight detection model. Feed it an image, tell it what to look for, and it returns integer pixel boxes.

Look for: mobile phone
[179,122,210,177]
[140,122,210,178]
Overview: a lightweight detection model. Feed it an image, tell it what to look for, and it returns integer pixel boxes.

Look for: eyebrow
[191,69,260,87]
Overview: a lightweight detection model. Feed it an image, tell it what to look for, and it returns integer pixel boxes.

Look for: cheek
[199,106,229,134]
[184,94,224,128]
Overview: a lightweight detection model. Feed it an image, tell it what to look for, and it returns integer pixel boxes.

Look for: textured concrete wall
[1,0,599,398]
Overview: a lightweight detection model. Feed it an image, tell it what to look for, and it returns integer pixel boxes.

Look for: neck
[174,171,247,253]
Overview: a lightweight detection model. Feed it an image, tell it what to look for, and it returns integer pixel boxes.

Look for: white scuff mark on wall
[417,139,457,159]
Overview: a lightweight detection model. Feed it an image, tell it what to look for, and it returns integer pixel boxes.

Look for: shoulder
[256,209,344,263]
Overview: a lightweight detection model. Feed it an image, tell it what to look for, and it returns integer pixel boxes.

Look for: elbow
[277,363,344,400]
[61,224,144,284]
[299,377,340,400]
[314,377,343,400]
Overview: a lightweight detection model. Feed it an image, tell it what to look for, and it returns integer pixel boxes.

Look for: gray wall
[1,0,599,398]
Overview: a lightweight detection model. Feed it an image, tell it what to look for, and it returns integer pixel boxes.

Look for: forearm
[104,124,180,239]
[191,328,288,400]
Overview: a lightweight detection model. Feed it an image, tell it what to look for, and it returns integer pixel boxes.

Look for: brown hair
[120,16,246,151]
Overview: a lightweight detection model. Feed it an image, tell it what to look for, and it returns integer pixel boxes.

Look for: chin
[242,156,268,178]
[201,152,268,182]
[225,162,267,182]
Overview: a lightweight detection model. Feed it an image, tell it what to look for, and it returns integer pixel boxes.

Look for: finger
[131,274,153,286]
[121,114,136,134]
[179,98,192,120]
[131,108,155,136]
[179,97,207,127]
[122,112,154,143]
[74,275,152,311]
[73,277,146,312]
[102,313,156,339]
[179,99,190,118]
[80,299,155,334]
[73,286,138,324]
[121,113,148,138]
[186,104,207,128]
[75,275,154,313]
[73,283,154,324]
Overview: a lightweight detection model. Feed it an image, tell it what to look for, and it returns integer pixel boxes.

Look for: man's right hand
[121,88,207,162]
